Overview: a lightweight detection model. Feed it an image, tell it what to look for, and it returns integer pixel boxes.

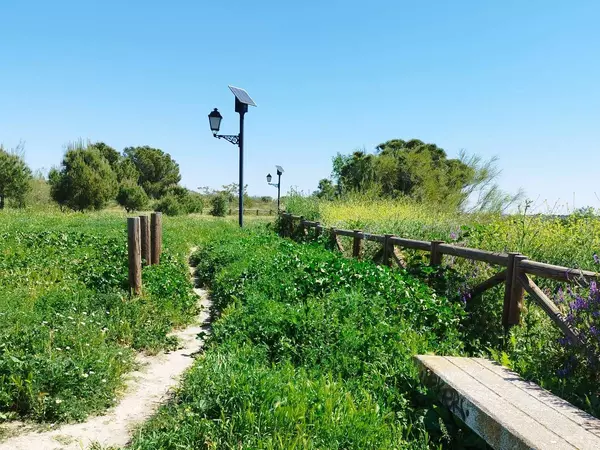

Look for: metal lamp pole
[208,86,256,227]
[267,166,284,213]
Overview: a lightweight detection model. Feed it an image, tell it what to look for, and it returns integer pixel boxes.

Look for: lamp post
[266,165,284,212]
[208,86,256,227]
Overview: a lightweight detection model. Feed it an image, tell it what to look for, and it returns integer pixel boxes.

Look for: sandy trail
[0,261,211,450]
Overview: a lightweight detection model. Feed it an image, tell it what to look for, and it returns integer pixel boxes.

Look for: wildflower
[570,296,588,311]
[102,379,107,383]
[55,398,62,404]
[81,373,89,378]
[89,371,94,375]
[55,348,62,351]
[450,231,458,241]
[65,346,71,350]
[590,326,600,337]
[556,287,565,304]
[591,281,598,295]
[594,254,600,264]
[85,343,90,347]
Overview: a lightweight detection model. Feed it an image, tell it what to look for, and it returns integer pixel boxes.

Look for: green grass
[0,210,243,423]
[128,226,487,449]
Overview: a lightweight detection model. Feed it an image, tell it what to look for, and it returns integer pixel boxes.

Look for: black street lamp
[208,86,256,227]
[266,165,284,212]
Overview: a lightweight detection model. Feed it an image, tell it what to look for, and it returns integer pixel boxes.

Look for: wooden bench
[416,355,600,449]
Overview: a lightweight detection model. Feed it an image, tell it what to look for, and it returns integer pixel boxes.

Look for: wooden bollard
[352,230,363,259]
[127,217,142,295]
[151,212,162,265]
[299,216,305,235]
[430,240,444,266]
[139,215,151,266]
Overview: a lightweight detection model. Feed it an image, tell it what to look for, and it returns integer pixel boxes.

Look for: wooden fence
[280,213,598,360]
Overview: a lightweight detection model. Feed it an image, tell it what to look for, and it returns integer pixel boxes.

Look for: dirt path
[0,259,211,450]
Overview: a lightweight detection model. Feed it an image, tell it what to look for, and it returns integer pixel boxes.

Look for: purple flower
[558,336,571,346]
[591,281,598,295]
[593,311,600,318]
[594,254,600,264]
[557,367,571,378]
[590,326,600,337]
[556,287,565,304]
[450,231,458,241]
[570,296,588,311]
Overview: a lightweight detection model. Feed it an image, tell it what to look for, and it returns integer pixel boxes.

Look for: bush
[153,194,183,216]
[210,195,227,217]
[116,183,148,212]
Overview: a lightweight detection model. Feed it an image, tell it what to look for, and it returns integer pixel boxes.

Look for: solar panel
[276,165,284,174]
[228,86,257,107]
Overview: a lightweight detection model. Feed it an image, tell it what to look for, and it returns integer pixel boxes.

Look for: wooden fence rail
[279,213,598,359]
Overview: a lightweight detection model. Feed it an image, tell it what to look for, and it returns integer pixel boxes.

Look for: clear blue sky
[1,0,599,211]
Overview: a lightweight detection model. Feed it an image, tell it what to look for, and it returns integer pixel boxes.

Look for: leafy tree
[90,142,120,169]
[154,194,183,216]
[49,142,118,211]
[124,146,181,198]
[117,182,149,212]
[0,143,32,209]
[314,178,337,200]
[210,194,228,217]
[328,138,520,211]
[260,196,273,203]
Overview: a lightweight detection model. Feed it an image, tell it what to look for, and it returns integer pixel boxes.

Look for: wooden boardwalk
[416,355,600,449]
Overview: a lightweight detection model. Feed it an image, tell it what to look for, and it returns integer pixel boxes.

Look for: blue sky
[1,1,599,212]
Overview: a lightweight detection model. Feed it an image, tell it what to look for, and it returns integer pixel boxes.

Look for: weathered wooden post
[315,222,322,238]
[256,209,259,216]
[430,240,444,266]
[503,252,521,328]
[299,216,305,236]
[139,215,151,266]
[352,230,363,259]
[127,217,142,295]
[150,212,162,265]
[508,254,527,326]
[383,234,394,266]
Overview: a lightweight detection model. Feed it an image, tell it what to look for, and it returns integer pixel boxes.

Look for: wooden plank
[448,357,600,450]
[469,269,507,299]
[520,260,599,283]
[503,253,519,328]
[139,215,151,266]
[382,234,393,266]
[150,212,162,265]
[438,244,509,266]
[332,228,354,238]
[416,355,581,449]
[391,247,407,268]
[389,236,430,251]
[476,358,600,438]
[517,273,587,350]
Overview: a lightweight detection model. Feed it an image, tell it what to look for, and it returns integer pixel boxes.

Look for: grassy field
[0,211,257,423]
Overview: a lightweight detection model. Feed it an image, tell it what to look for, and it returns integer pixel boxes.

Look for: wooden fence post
[508,254,527,326]
[299,216,305,235]
[383,234,393,266]
[315,222,322,238]
[256,209,259,216]
[139,215,151,266]
[430,240,444,266]
[127,217,142,295]
[352,230,363,259]
[288,214,294,237]
[503,252,520,329]
[151,212,162,265]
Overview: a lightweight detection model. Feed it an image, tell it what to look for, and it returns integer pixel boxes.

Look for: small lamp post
[266,165,284,212]
[208,86,256,227]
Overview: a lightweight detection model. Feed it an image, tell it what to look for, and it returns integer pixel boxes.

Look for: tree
[90,142,120,169]
[49,142,118,211]
[314,178,337,200]
[210,194,228,217]
[0,143,32,209]
[123,146,181,198]
[117,182,149,212]
[327,138,520,211]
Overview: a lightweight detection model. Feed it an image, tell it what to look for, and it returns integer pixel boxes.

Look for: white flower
[65,346,70,350]
[81,373,89,378]
[102,379,107,383]
[55,399,63,404]
[85,343,90,347]
[89,371,95,375]
[55,348,62,351]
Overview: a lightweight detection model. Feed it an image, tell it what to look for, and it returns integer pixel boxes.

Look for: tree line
[0,140,275,215]
[314,138,523,212]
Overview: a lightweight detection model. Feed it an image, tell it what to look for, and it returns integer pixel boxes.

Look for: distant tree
[123,146,181,198]
[260,196,273,203]
[49,141,118,211]
[154,194,183,216]
[210,194,228,217]
[116,182,149,212]
[0,143,33,209]
[314,178,336,200]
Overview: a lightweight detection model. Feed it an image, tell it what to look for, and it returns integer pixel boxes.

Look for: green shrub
[153,194,183,216]
[116,182,148,212]
[210,194,227,217]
